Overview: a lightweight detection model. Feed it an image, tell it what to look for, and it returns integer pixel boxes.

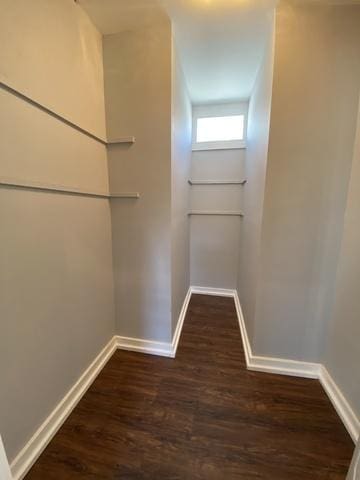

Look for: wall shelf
[0,178,108,198]
[1,81,135,148]
[107,136,136,145]
[111,192,140,199]
[188,180,247,186]
[0,178,140,199]
[188,211,244,217]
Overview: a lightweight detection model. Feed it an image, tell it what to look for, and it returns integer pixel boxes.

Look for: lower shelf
[188,211,244,217]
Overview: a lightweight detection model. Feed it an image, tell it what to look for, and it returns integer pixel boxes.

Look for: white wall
[104,16,173,343]
[0,88,109,193]
[251,1,360,362]
[0,0,106,139]
[324,95,360,422]
[237,13,275,344]
[190,103,247,289]
[0,0,115,463]
[171,40,192,335]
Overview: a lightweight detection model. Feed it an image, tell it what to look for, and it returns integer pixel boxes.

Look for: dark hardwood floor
[26,294,354,479]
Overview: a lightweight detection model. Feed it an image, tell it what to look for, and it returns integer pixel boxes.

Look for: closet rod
[0,81,135,146]
[188,180,247,186]
[0,179,140,199]
[188,211,244,217]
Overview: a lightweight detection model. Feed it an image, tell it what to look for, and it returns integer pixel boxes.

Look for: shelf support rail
[0,81,135,146]
[0,179,140,199]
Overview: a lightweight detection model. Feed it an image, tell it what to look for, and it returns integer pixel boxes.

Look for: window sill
[192,139,246,151]
[192,144,247,152]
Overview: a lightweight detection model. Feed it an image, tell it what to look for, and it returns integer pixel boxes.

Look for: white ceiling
[80,0,276,104]
[79,0,167,33]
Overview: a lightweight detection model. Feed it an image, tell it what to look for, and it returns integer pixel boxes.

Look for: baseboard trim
[190,286,236,297]
[248,356,321,379]
[232,289,359,443]
[233,291,320,378]
[116,287,193,359]
[10,337,118,480]
[116,336,175,358]
[172,287,192,356]
[0,436,12,480]
[319,366,359,443]
[233,290,251,366]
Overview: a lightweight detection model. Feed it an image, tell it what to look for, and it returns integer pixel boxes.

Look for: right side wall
[237,1,360,440]
[249,1,360,362]
[324,96,360,422]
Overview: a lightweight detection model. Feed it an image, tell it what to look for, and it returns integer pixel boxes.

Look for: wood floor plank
[25,294,354,479]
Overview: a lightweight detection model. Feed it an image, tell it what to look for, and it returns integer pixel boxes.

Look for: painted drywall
[324,96,360,424]
[0,0,106,139]
[252,1,360,361]
[236,12,275,345]
[0,0,115,462]
[104,17,173,343]
[0,88,109,194]
[190,104,247,289]
[171,40,192,336]
[0,192,115,462]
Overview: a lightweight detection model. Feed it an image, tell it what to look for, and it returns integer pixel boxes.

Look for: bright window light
[196,115,244,143]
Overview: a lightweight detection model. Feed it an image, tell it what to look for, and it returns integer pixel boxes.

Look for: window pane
[196,115,244,143]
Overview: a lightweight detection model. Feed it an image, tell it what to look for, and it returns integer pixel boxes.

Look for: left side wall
[0,0,115,462]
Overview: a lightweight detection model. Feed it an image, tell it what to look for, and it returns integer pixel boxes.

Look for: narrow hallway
[25,295,353,480]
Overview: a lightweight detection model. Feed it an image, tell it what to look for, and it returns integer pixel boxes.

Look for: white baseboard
[0,436,12,480]
[233,290,320,378]
[190,286,236,297]
[172,287,192,356]
[233,289,359,444]
[10,337,118,480]
[233,290,251,366]
[116,335,174,358]
[319,366,359,443]
[248,355,321,378]
[116,286,192,359]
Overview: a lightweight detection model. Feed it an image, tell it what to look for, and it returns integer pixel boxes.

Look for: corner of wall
[236,6,275,350]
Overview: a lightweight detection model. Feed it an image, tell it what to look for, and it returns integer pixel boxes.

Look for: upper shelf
[1,80,135,147]
[188,180,247,186]
[107,136,136,145]
[111,192,140,198]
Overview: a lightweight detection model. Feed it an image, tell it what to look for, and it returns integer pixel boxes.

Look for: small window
[196,115,244,143]
[192,104,247,151]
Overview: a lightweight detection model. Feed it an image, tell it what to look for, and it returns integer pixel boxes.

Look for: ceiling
[80,0,276,104]
[79,0,166,33]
